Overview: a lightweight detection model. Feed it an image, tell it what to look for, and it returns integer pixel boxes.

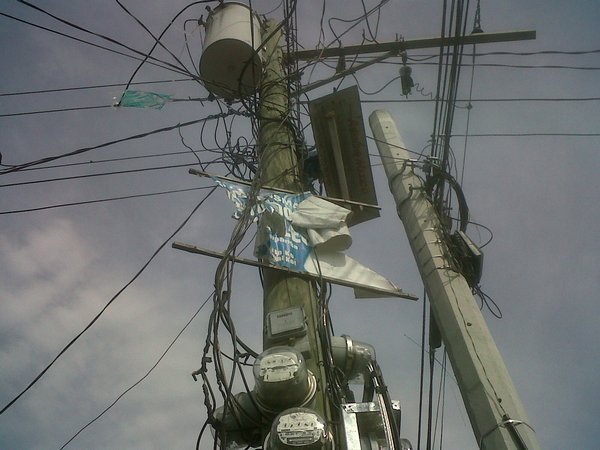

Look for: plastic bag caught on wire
[115,90,172,109]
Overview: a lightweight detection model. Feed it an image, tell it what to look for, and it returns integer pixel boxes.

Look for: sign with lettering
[213,178,310,270]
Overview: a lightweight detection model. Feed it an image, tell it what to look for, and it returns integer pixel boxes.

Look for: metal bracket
[340,400,402,449]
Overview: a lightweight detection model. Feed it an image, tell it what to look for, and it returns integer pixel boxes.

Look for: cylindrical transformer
[199,2,263,99]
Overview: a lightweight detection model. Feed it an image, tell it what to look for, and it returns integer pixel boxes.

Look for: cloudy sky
[1,1,599,449]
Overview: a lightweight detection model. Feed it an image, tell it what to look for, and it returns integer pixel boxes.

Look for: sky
[1,1,599,449]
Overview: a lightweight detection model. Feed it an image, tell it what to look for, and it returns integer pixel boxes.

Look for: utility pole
[257,18,330,428]
[189,4,538,445]
[369,110,541,450]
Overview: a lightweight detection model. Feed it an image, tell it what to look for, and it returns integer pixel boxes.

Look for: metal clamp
[479,415,536,450]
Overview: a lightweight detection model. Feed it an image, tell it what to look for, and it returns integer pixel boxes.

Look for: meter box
[266,306,307,341]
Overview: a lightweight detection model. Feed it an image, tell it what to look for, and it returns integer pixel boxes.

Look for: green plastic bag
[117,90,172,109]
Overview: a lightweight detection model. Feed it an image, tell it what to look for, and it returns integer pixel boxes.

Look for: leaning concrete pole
[257,19,330,421]
[369,110,540,450]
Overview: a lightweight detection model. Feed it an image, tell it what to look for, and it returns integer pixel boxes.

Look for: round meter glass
[266,407,331,449]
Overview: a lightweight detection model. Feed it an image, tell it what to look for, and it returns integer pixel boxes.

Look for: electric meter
[264,407,333,450]
[253,346,316,412]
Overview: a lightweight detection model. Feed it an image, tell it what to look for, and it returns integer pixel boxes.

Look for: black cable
[0,96,212,118]
[351,72,401,95]
[474,286,503,319]
[196,418,211,450]
[0,105,111,118]
[360,96,600,103]
[0,186,217,417]
[60,290,215,449]
[474,48,600,57]
[351,55,600,71]
[431,0,471,220]
[0,163,196,187]
[426,345,436,450]
[416,289,427,450]
[197,171,267,445]
[116,1,217,101]
[114,0,194,77]
[0,186,212,215]
[395,60,600,71]
[10,148,224,173]
[327,0,390,46]
[425,167,469,232]
[0,112,230,175]
[465,61,600,71]
[0,77,194,97]
[450,132,600,137]
[329,47,600,62]
[366,360,401,449]
[178,127,206,169]
[366,135,423,157]
[7,4,190,76]
[467,219,494,248]
[183,19,202,77]
[460,42,477,186]
[430,0,449,164]
[0,12,188,76]
[432,350,448,449]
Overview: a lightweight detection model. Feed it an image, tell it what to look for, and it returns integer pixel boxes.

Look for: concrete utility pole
[257,19,330,424]
[369,110,541,450]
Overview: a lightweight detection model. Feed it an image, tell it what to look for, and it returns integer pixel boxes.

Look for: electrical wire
[9,2,192,76]
[417,289,428,450]
[59,290,215,449]
[114,0,194,77]
[443,61,600,71]
[0,104,112,118]
[432,350,448,450]
[472,48,600,57]
[8,93,598,119]
[6,148,227,173]
[7,1,588,447]
[460,43,477,185]
[0,77,194,97]
[315,47,600,61]
[0,186,213,215]
[473,286,503,319]
[0,186,218,417]
[114,0,219,101]
[183,18,202,77]
[327,0,390,46]
[0,111,232,175]
[366,135,424,157]
[449,132,600,137]
[191,7,355,447]
[0,12,189,76]
[7,18,272,424]
[0,163,197,187]
[0,96,212,118]
[360,96,600,103]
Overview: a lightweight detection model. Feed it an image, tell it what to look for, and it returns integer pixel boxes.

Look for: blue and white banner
[255,192,311,270]
[213,178,408,298]
[212,178,256,219]
[213,178,311,270]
